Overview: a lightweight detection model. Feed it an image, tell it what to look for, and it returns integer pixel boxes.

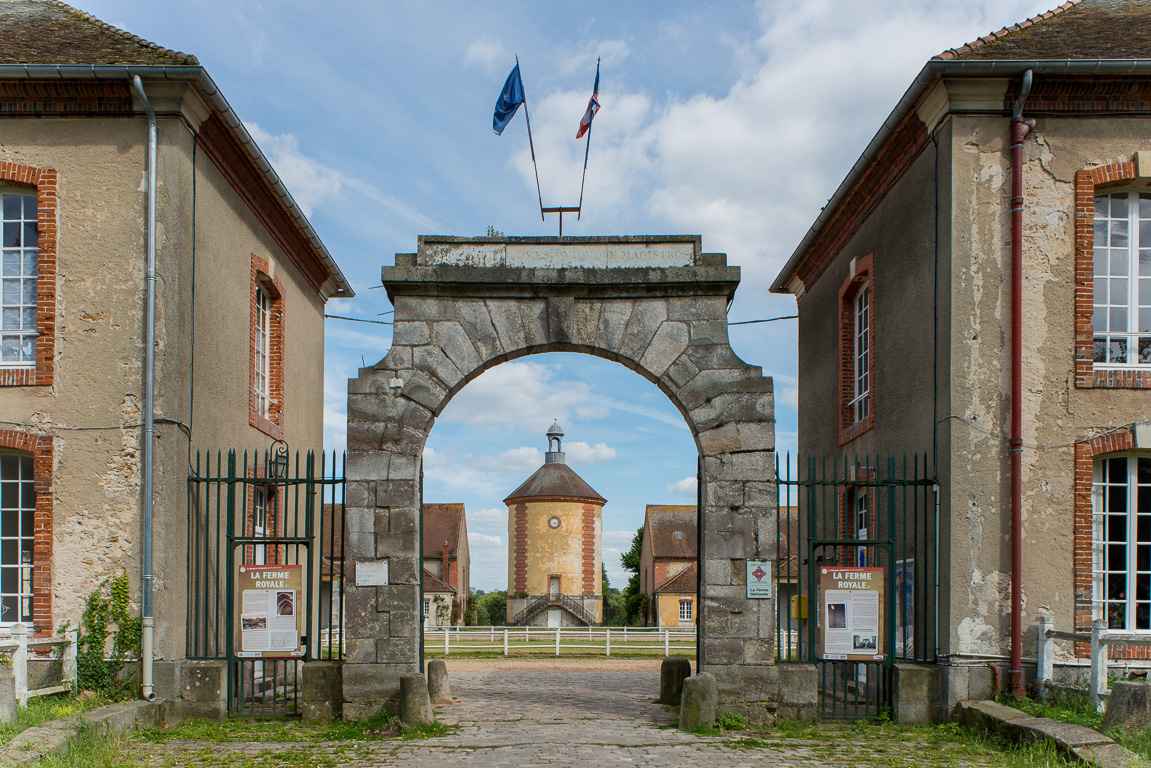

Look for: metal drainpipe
[131,75,158,703]
[1009,69,1035,699]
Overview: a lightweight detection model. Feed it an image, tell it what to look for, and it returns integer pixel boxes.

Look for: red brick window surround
[249,254,285,440]
[0,163,56,387]
[838,253,875,445]
[0,429,52,633]
[1073,161,1151,388]
[1073,427,1151,658]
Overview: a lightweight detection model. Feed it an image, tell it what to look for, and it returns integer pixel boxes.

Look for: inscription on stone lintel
[421,242,694,269]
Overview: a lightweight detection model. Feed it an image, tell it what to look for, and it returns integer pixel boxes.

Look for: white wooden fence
[1036,616,1151,713]
[0,623,78,705]
[423,625,696,657]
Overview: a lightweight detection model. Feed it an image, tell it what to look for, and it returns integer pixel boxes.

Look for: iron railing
[509,593,599,627]
[187,448,345,715]
[776,452,937,719]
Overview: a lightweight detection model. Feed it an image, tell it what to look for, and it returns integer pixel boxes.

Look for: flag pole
[517,56,545,222]
[577,58,599,221]
[577,120,592,221]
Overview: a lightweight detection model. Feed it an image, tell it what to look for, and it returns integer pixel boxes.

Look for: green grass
[34,727,140,768]
[1000,690,1151,762]
[0,691,111,745]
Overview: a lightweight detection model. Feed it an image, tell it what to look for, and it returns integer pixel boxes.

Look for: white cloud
[780,387,798,411]
[564,441,616,465]
[439,360,596,432]
[472,447,544,474]
[468,532,502,547]
[464,36,508,73]
[245,122,342,218]
[666,476,697,498]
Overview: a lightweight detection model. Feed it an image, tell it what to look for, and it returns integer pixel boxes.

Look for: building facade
[771,0,1151,704]
[0,0,351,679]
[422,502,470,625]
[505,423,604,627]
[638,504,697,628]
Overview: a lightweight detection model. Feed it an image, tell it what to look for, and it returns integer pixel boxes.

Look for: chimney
[442,540,450,584]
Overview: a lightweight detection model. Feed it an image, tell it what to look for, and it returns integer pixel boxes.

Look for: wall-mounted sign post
[746,561,773,599]
[237,564,303,658]
[818,566,885,661]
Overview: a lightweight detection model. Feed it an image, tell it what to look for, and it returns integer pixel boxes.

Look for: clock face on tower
[549,517,560,529]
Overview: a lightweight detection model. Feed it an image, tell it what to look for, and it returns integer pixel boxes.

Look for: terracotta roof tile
[422,569,455,593]
[655,562,697,593]
[423,503,465,559]
[935,0,1151,62]
[644,505,697,560]
[0,0,198,65]
[504,463,605,505]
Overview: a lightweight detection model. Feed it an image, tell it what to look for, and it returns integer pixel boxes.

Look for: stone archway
[345,236,804,722]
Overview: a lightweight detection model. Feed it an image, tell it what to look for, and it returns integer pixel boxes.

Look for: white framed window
[1093,454,1151,631]
[849,287,870,422]
[254,284,273,419]
[1093,191,1151,367]
[423,599,431,618]
[1,192,38,367]
[679,599,692,622]
[252,486,268,566]
[855,492,870,568]
[0,452,34,625]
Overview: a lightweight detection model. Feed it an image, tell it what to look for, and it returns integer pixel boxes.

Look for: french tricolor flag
[576,61,600,140]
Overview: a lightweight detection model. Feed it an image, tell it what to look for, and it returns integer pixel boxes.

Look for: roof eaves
[52,0,200,65]
[934,1,1080,61]
[0,63,354,299]
[770,57,1151,295]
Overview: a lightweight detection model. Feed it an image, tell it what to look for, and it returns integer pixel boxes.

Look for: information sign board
[819,566,885,661]
[237,564,303,658]
[746,561,773,599]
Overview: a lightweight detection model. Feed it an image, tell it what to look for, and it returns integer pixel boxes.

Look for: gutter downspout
[131,75,158,703]
[1009,69,1034,699]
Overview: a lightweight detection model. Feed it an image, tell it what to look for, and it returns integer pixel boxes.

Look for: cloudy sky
[84,0,1056,590]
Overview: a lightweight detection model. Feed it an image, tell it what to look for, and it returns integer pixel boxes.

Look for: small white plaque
[747,561,773,599]
[356,561,389,587]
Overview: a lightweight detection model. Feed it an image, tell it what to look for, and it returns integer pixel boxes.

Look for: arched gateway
[344,235,813,722]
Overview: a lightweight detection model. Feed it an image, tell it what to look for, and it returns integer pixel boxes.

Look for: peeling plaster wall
[946,114,1151,658]
[0,89,327,661]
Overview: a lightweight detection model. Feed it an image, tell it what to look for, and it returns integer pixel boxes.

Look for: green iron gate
[776,453,937,719]
[187,448,346,716]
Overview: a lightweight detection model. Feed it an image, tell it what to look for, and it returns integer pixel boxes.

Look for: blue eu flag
[493,64,525,135]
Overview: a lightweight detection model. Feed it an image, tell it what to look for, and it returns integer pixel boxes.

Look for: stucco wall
[944,114,1151,657]
[0,84,329,661]
[506,499,602,599]
[656,592,695,628]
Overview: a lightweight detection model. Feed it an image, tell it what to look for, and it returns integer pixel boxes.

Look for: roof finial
[546,420,565,464]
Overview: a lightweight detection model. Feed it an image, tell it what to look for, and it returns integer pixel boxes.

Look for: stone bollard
[400,673,434,726]
[660,657,692,706]
[678,672,717,731]
[1102,681,1151,734]
[427,660,452,706]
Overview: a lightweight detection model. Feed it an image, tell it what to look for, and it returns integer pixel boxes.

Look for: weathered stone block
[738,421,774,450]
[376,532,418,558]
[743,639,776,664]
[400,371,448,412]
[301,662,343,723]
[454,301,504,360]
[381,345,412,371]
[706,531,749,560]
[698,423,742,454]
[375,480,418,508]
[392,321,430,346]
[432,321,482,376]
[702,639,744,665]
[660,657,693,705]
[894,663,939,725]
[710,663,779,699]
[703,558,731,585]
[705,482,744,509]
[345,482,376,510]
[345,637,378,664]
[346,451,390,482]
[640,321,689,376]
[387,556,419,585]
[547,296,577,344]
[1102,681,1151,734]
[378,584,421,615]
[679,672,718,730]
[346,422,386,451]
[342,663,407,703]
[662,353,700,389]
[619,300,668,362]
[400,673,434,725]
[179,660,227,704]
[386,508,418,536]
[343,583,375,617]
[688,319,729,345]
[377,636,420,665]
[344,527,376,559]
[413,345,464,391]
[0,671,14,724]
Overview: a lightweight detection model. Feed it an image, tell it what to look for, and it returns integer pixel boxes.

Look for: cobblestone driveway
[133,659,1019,767]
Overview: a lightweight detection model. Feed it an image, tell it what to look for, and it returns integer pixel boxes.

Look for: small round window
[548,517,561,529]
